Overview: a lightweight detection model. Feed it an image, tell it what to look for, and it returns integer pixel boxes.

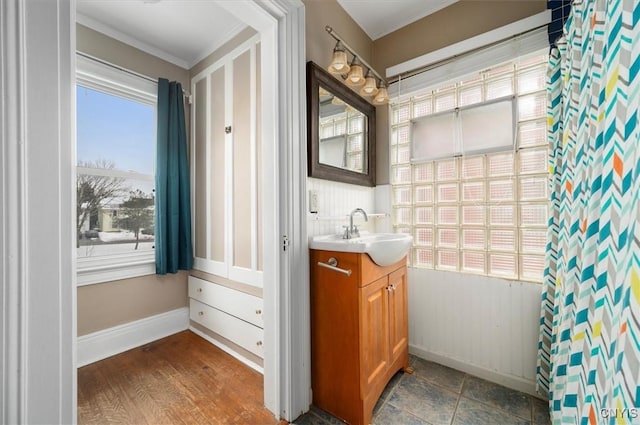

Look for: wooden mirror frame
[307,61,376,187]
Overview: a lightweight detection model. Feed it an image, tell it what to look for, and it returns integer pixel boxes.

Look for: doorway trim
[215,0,309,420]
[1,0,76,423]
[0,0,308,422]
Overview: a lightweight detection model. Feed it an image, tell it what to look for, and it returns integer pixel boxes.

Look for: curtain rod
[76,51,191,97]
[386,24,550,86]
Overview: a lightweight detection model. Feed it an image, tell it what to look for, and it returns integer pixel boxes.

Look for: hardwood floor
[78,330,279,424]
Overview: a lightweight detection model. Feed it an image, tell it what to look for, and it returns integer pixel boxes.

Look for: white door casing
[214,1,309,419]
[0,0,76,423]
[0,0,308,422]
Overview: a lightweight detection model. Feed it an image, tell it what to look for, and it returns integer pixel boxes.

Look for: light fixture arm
[325,26,386,85]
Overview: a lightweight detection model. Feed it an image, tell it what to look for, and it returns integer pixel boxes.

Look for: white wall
[306,177,376,237]
[407,268,543,397]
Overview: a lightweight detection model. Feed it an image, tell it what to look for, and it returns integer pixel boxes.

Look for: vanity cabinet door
[388,267,408,363]
[360,275,390,391]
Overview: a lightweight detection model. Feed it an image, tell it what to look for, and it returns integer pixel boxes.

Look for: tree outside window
[117,190,154,250]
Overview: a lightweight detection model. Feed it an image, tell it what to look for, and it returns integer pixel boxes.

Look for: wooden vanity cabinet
[310,250,409,425]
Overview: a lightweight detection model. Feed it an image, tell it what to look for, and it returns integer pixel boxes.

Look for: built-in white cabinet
[188,275,264,328]
[188,276,264,359]
[191,34,263,288]
[189,34,265,366]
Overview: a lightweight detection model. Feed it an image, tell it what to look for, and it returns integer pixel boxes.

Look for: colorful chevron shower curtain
[537,0,640,423]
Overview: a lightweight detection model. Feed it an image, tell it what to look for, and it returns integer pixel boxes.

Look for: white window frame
[390,51,549,283]
[76,54,158,286]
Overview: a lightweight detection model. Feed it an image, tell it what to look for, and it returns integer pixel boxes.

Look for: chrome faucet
[343,208,368,239]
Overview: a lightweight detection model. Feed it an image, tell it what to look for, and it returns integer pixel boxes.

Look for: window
[76,55,157,285]
[391,53,549,282]
[411,97,516,160]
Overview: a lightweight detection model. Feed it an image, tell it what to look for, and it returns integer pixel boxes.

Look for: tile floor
[294,355,551,425]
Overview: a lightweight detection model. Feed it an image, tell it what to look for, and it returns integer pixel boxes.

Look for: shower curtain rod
[76,51,191,97]
[386,24,550,86]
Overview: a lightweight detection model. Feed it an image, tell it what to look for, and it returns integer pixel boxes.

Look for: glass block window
[319,110,366,172]
[390,52,549,283]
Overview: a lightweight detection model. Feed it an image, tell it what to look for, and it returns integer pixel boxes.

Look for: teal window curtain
[537,0,640,423]
[155,78,193,274]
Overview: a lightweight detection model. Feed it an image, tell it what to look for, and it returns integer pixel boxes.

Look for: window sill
[77,251,156,286]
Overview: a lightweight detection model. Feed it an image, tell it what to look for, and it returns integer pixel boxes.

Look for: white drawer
[189,298,264,358]
[188,276,264,328]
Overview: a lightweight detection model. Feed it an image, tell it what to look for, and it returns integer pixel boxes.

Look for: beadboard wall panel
[307,177,376,237]
[407,268,542,396]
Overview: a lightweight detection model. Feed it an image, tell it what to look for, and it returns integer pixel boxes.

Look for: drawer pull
[256,309,262,315]
[256,341,263,347]
[317,257,352,276]
[197,288,203,293]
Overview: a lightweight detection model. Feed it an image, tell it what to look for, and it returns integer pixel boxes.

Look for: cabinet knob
[198,311,204,316]
[256,341,263,347]
[256,309,262,315]
[197,288,203,292]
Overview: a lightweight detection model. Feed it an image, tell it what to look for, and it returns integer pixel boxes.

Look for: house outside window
[76,54,157,285]
[390,53,549,282]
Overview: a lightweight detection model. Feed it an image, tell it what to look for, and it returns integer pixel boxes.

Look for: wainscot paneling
[406,268,543,397]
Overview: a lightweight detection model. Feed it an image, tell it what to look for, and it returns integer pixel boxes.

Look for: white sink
[309,232,412,266]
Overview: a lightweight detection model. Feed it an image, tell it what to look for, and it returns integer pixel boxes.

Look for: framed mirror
[307,61,375,187]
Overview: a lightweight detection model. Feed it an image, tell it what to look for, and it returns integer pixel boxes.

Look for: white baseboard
[409,344,544,399]
[77,307,189,367]
[189,325,263,374]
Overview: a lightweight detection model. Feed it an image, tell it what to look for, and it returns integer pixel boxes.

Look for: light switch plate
[309,190,318,213]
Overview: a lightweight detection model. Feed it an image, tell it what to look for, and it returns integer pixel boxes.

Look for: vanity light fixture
[328,41,351,75]
[331,96,345,106]
[360,70,379,96]
[372,81,389,105]
[345,57,365,87]
[325,25,388,105]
